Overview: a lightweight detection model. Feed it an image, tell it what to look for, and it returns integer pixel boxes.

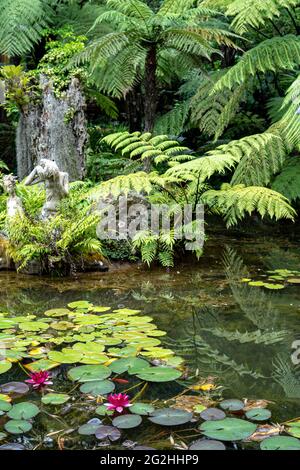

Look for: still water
[0,233,300,424]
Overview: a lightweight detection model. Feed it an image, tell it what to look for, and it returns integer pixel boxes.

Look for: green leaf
[79,380,115,396]
[245,408,271,422]
[112,414,142,429]
[136,366,182,382]
[8,402,40,420]
[149,408,192,426]
[68,365,111,382]
[260,436,300,450]
[130,403,155,416]
[220,399,244,411]
[41,393,70,405]
[48,350,83,364]
[190,439,226,450]
[0,361,12,374]
[200,418,256,441]
[109,357,149,374]
[0,400,12,412]
[4,419,32,434]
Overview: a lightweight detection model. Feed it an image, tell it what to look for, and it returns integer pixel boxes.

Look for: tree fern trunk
[143,44,158,172]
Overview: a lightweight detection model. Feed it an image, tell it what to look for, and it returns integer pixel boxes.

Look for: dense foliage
[0,0,300,267]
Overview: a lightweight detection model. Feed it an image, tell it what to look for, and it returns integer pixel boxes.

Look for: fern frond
[227,0,299,34]
[89,172,162,198]
[106,0,153,21]
[202,184,296,226]
[0,0,54,56]
[162,28,219,59]
[272,157,300,201]
[213,35,300,92]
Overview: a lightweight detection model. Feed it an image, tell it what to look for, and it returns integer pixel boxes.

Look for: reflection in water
[0,235,300,420]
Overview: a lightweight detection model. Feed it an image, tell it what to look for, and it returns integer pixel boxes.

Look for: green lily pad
[136,366,182,382]
[109,357,149,374]
[19,322,49,332]
[8,402,40,420]
[200,408,226,421]
[68,365,111,382]
[41,393,70,405]
[68,301,92,309]
[286,421,300,438]
[48,349,83,364]
[4,420,32,434]
[112,414,142,429]
[130,403,155,416]
[248,281,265,287]
[80,380,115,396]
[149,408,192,426]
[0,432,7,440]
[260,436,300,450]
[0,361,12,374]
[50,321,74,331]
[200,418,256,441]
[78,420,102,435]
[0,400,12,412]
[245,408,271,421]
[44,308,71,317]
[190,439,226,450]
[95,405,114,416]
[220,399,244,412]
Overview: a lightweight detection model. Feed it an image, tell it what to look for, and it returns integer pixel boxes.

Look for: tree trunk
[16,75,88,181]
[143,44,158,172]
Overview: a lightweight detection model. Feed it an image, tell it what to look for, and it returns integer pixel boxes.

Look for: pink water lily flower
[25,371,53,390]
[104,393,132,414]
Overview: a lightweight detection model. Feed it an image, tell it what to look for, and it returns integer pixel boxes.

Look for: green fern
[202,184,296,227]
[227,0,299,34]
[272,157,300,201]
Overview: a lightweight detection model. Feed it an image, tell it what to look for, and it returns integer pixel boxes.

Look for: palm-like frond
[272,158,300,201]
[0,0,54,56]
[227,0,299,34]
[202,184,296,226]
[213,35,300,92]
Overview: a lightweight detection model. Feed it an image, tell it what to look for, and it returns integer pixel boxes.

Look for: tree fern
[202,184,296,226]
[272,158,300,201]
[213,35,300,93]
[0,0,54,56]
[227,0,299,34]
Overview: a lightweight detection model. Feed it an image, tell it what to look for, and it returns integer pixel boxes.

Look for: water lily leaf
[220,399,244,412]
[50,321,74,331]
[245,408,271,422]
[189,439,226,450]
[0,433,7,440]
[68,301,92,309]
[137,366,182,382]
[0,394,11,403]
[130,403,155,415]
[286,421,300,438]
[48,349,83,364]
[200,418,256,441]
[68,365,111,382]
[25,359,59,372]
[112,414,142,429]
[113,309,141,315]
[287,278,300,284]
[80,380,115,396]
[41,393,70,405]
[73,343,105,354]
[0,400,12,412]
[95,405,114,416]
[74,315,103,325]
[8,402,39,420]
[0,319,16,329]
[78,421,102,435]
[0,382,29,398]
[200,408,226,421]
[263,283,285,290]
[0,361,12,374]
[44,308,71,317]
[109,357,149,374]
[19,322,49,332]
[95,425,121,441]
[260,436,300,450]
[149,408,192,426]
[4,420,32,434]
[90,306,111,313]
[248,281,265,287]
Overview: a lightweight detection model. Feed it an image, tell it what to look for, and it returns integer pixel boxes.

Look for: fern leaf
[272,157,300,201]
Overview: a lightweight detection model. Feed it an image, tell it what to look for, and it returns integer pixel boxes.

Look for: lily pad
[260,436,300,450]
[4,420,32,434]
[200,418,256,441]
[130,403,155,416]
[109,357,149,374]
[68,365,111,382]
[78,420,102,435]
[112,414,142,429]
[0,400,12,412]
[136,366,182,382]
[0,361,12,374]
[200,408,226,421]
[68,301,92,309]
[220,399,244,412]
[245,408,271,422]
[80,380,115,396]
[48,349,83,364]
[8,402,40,420]
[41,393,70,405]
[0,443,25,450]
[19,321,49,332]
[95,425,121,441]
[149,408,192,426]
[190,439,226,450]
[44,308,71,317]
[95,405,113,417]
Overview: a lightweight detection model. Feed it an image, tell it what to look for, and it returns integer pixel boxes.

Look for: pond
[0,232,300,450]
